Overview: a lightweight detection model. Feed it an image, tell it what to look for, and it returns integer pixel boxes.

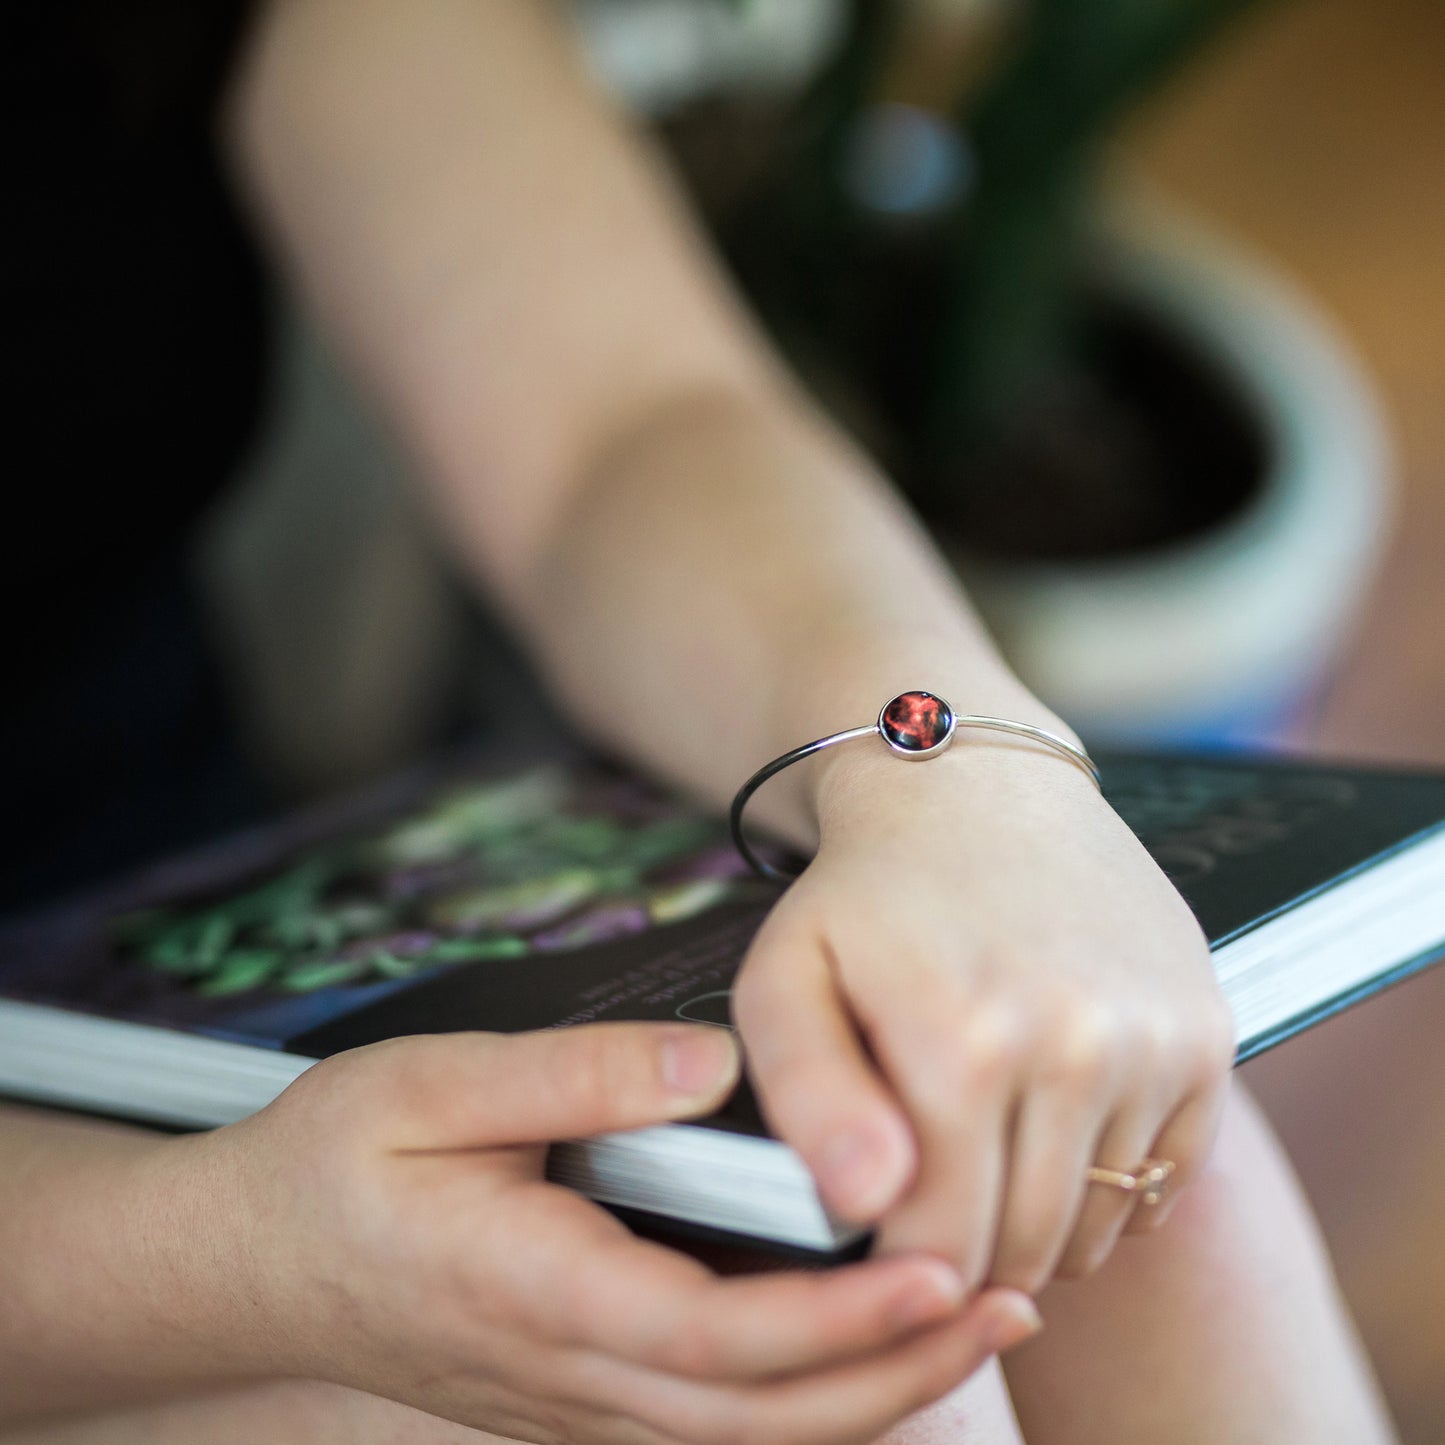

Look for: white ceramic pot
[951,195,1393,746]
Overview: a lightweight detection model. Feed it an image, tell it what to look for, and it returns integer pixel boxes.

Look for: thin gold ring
[1085,1157,1175,1207]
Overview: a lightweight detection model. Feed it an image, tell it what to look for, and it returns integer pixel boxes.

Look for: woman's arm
[222,0,1061,841]
[0,1104,269,1417]
[225,0,1233,1297]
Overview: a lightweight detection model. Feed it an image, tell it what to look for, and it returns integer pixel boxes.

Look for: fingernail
[888,1259,968,1330]
[822,1129,899,1218]
[986,1293,1044,1353]
[662,1028,739,1099]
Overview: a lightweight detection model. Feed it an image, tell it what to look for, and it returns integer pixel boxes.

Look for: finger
[359,1023,741,1149]
[1057,1102,1170,1277]
[582,1287,1043,1445]
[866,992,1016,1287]
[1124,1077,1230,1236]
[988,1083,1108,1294]
[510,1181,978,1382]
[733,918,915,1222]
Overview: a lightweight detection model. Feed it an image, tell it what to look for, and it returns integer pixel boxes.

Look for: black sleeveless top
[3,4,271,911]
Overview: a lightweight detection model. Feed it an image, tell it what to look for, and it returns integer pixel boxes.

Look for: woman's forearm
[225,0,1076,843]
[0,1107,259,1423]
[511,384,1078,849]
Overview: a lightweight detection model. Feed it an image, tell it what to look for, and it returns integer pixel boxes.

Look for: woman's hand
[732,743,1237,1298]
[203,1023,1039,1445]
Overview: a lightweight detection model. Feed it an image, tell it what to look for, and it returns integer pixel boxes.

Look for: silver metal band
[729,692,1101,885]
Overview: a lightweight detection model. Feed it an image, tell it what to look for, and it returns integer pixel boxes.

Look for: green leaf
[192,914,236,967]
[197,950,283,997]
[366,950,416,979]
[280,958,368,993]
[426,935,530,963]
[144,932,213,976]
[425,870,600,932]
[648,878,733,924]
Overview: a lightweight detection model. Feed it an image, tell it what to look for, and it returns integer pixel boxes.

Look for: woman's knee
[1143,1079,1335,1287]
[871,1356,1025,1445]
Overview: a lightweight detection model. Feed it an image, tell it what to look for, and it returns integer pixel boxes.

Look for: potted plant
[652,0,1391,744]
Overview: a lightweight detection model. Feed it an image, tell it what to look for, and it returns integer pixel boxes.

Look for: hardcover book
[2,741,1444,1257]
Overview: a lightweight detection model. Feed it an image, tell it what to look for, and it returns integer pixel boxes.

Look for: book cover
[0,745,785,1132]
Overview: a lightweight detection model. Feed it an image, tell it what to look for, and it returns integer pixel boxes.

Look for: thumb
[370,1023,742,1149]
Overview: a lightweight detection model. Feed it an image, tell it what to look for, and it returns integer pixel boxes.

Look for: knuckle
[958,1000,1033,1089]
[1130,1014,1175,1078]
[1031,995,1147,1093]
[1050,1001,1121,1089]
[299,1039,390,1106]
[291,1036,446,1145]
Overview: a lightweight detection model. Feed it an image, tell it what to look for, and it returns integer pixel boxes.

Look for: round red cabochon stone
[880,692,953,752]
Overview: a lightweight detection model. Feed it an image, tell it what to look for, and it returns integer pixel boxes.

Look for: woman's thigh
[1000,1078,1397,1445]
[879,1359,1024,1445]
[3,1361,1024,1445]
[1,1381,497,1445]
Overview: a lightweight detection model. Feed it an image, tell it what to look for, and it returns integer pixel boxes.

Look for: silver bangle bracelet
[729,690,1102,885]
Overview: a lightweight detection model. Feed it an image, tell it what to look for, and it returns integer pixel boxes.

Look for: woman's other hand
[211,1024,1039,1445]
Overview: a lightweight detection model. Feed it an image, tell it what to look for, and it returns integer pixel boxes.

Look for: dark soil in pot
[662,97,1274,568]
[905,291,1272,562]
[731,225,1272,565]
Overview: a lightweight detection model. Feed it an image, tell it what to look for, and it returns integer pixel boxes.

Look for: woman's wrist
[0,1113,275,1423]
[136,1124,296,1383]
[750,618,1087,849]
[809,716,1105,852]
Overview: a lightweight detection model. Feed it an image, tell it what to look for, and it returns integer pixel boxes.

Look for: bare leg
[3,1366,1023,1445]
[0,1381,506,1445]
[876,1359,1025,1445]
[1002,1079,1398,1445]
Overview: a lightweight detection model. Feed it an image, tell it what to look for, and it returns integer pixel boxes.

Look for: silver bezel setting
[877,691,957,759]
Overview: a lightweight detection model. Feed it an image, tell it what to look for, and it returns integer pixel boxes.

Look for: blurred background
[136,0,1445,1436]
